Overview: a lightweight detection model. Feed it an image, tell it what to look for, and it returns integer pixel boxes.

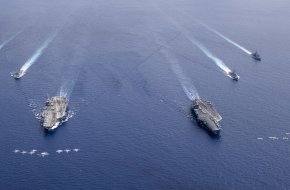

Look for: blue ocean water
[1,0,290,189]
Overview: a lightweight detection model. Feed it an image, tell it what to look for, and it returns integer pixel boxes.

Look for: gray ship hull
[251,51,261,61]
[192,98,222,134]
[41,96,68,130]
[11,69,26,80]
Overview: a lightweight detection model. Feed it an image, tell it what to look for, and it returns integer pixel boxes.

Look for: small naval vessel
[192,98,222,135]
[251,51,261,61]
[227,71,240,81]
[41,96,68,130]
[11,69,26,80]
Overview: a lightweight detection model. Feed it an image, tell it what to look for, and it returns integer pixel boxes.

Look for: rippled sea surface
[1,0,290,189]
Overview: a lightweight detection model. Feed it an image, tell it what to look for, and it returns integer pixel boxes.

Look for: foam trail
[58,27,89,100]
[187,37,231,74]
[0,30,23,50]
[160,17,232,74]
[197,21,252,55]
[161,49,199,101]
[58,58,83,99]
[20,32,57,71]
[59,80,77,99]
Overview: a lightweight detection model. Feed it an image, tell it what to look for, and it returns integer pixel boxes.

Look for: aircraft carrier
[192,98,222,134]
[41,96,68,130]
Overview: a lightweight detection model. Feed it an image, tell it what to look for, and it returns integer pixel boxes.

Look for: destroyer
[227,70,240,81]
[251,51,261,61]
[192,98,222,134]
[11,69,26,79]
[41,96,68,130]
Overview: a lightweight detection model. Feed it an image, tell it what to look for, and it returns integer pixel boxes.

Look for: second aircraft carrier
[192,98,222,134]
[41,96,68,130]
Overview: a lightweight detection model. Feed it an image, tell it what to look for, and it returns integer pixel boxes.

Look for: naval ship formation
[192,98,222,135]
[41,96,69,130]
[7,26,262,135]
